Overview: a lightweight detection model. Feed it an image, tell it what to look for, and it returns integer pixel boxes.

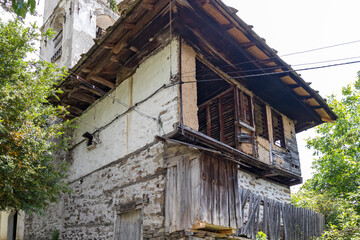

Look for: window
[51,13,64,63]
[254,99,268,139]
[198,89,236,147]
[96,15,114,39]
[239,91,252,125]
[96,26,105,38]
[272,110,285,148]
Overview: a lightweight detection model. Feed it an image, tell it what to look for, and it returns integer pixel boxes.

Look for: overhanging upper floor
[52,0,336,133]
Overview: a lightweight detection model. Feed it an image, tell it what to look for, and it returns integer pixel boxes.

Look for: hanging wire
[180,39,360,76]
[182,55,360,79]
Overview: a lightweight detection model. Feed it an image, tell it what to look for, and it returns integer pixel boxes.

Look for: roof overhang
[53,0,337,133]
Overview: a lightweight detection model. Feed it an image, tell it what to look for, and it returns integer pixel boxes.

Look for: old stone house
[0,0,337,239]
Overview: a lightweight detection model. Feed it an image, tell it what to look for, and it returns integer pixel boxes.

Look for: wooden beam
[112,0,170,55]
[310,105,323,109]
[110,55,120,63]
[103,43,116,49]
[259,59,276,64]
[70,93,97,104]
[288,84,300,89]
[299,95,313,100]
[90,75,115,88]
[81,68,92,73]
[112,40,129,55]
[141,3,154,10]
[240,42,256,49]
[79,85,103,96]
[66,105,83,115]
[221,23,234,31]
[129,46,138,53]
[124,23,136,30]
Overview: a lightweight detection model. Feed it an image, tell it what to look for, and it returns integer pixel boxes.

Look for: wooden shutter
[198,88,235,147]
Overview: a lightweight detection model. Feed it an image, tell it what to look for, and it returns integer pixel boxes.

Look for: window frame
[254,98,269,140]
[271,110,286,148]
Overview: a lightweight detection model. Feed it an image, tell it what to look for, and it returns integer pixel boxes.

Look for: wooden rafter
[79,85,103,96]
[89,75,115,88]
[70,93,97,104]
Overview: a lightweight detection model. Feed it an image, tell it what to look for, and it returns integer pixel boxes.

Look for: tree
[0,0,118,18]
[0,19,71,212]
[293,74,360,239]
[292,188,360,239]
[305,75,360,211]
[0,0,36,18]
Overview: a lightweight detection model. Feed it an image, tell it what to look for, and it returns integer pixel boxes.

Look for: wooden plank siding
[165,152,324,239]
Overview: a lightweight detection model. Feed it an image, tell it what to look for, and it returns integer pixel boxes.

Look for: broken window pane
[272,110,285,148]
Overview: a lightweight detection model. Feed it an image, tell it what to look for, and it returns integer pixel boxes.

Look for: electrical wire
[182,55,360,79]
[170,59,360,86]
[180,39,360,76]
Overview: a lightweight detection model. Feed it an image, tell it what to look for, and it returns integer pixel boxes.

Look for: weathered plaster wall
[181,40,198,130]
[68,41,179,181]
[0,211,25,240]
[25,143,166,240]
[0,212,8,240]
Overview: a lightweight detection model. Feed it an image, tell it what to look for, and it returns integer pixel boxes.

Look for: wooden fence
[165,152,325,239]
[236,188,325,240]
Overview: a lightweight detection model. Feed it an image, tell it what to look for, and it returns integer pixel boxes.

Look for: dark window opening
[96,26,106,38]
[196,60,231,105]
[254,98,268,139]
[238,90,252,126]
[272,110,285,148]
[7,211,18,240]
[196,60,235,147]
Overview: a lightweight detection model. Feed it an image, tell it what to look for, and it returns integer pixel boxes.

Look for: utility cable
[169,59,360,86]
[182,55,360,79]
[180,39,360,76]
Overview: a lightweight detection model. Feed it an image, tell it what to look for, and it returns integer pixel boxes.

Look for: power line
[281,40,360,57]
[182,55,360,79]
[180,39,360,76]
[171,59,360,85]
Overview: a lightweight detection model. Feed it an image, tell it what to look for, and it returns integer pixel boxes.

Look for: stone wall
[25,142,167,240]
[238,170,291,203]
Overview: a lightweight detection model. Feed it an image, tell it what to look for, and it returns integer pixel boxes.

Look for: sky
[3,0,360,190]
[222,0,360,190]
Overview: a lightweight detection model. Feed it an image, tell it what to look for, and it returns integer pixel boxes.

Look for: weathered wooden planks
[165,151,324,239]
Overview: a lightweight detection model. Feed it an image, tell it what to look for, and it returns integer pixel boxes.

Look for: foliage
[292,75,360,238]
[0,0,36,18]
[108,0,118,13]
[305,75,360,213]
[0,19,71,212]
[256,231,268,240]
[292,189,360,239]
[293,188,360,226]
[51,229,60,240]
